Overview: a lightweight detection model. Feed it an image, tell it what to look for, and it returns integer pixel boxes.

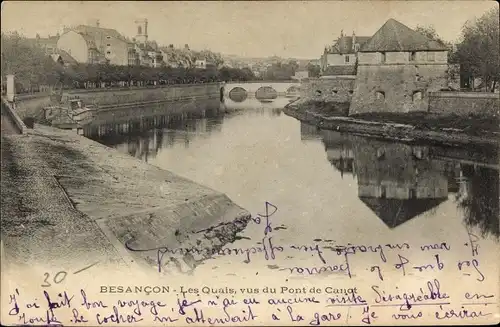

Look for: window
[332,90,338,95]
[354,44,360,52]
[380,186,387,199]
[427,52,435,62]
[106,36,111,39]
[410,52,416,61]
[412,91,423,102]
[376,91,385,100]
[106,51,111,55]
[409,188,416,199]
[345,55,350,63]
[107,44,111,47]
[138,26,142,35]
[381,52,386,63]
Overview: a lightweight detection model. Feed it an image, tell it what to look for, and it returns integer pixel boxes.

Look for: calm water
[89,96,499,282]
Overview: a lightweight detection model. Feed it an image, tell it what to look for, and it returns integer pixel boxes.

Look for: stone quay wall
[14,83,222,120]
[298,77,356,104]
[349,64,448,115]
[428,91,499,117]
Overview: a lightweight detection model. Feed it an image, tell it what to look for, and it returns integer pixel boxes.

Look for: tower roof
[360,197,448,228]
[360,18,448,52]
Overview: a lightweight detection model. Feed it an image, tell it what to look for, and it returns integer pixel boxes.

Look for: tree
[415,25,448,46]
[306,63,321,78]
[455,7,499,92]
[1,31,53,92]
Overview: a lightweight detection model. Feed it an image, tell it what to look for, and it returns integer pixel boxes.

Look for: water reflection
[223,96,294,111]
[86,112,225,163]
[318,126,499,237]
[92,100,499,241]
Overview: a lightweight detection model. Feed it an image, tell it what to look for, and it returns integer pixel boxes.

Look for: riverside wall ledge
[13,83,224,120]
[283,106,500,147]
[1,121,251,273]
[1,96,27,134]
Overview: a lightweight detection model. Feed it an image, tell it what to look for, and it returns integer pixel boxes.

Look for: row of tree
[415,7,498,92]
[1,32,256,94]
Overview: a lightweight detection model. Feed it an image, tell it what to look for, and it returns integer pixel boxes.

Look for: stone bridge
[222,81,301,102]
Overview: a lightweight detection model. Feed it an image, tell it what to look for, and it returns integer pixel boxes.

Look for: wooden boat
[69,99,96,124]
[43,99,96,132]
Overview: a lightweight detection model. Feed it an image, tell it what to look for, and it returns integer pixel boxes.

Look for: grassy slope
[293,101,499,135]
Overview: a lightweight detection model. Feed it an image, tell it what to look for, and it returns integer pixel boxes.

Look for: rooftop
[72,25,129,43]
[360,19,448,52]
[327,35,371,54]
[360,197,448,228]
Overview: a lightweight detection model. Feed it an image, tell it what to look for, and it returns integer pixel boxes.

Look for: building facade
[28,34,60,55]
[320,32,371,76]
[57,21,133,65]
[56,19,164,67]
[349,19,449,114]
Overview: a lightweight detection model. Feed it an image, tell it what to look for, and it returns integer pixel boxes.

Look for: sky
[1,1,497,59]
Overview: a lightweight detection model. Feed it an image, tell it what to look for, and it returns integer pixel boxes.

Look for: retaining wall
[429,91,499,116]
[62,83,221,107]
[14,83,222,120]
[299,77,356,104]
[349,64,448,115]
[1,96,27,134]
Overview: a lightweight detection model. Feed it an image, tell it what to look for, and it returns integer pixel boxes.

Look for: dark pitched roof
[360,197,447,228]
[323,65,357,76]
[73,25,128,43]
[360,19,448,52]
[328,36,371,54]
[58,50,78,65]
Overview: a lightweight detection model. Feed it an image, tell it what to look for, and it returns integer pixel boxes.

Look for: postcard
[1,0,499,325]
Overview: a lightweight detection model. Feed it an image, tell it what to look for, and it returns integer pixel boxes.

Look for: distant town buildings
[27,34,60,55]
[292,70,309,81]
[37,18,219,69]
[195,59,207,69]
[57,20,133,65]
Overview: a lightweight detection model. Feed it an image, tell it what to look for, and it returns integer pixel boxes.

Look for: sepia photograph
[1,0,499,325]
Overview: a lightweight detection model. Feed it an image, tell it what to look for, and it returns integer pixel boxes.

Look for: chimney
[96,19,100,28]
[352,31,356,51]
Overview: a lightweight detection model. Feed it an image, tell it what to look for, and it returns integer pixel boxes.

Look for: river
[87,95,499,285]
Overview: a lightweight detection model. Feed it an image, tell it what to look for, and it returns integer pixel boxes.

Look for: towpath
[1,115,250,274]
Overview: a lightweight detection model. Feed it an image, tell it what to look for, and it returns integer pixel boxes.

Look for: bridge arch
[228,87,248,102]
[255,86,278,100]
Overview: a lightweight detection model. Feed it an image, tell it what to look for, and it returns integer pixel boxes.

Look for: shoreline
[0,111,252,272]
[284,100,500,148]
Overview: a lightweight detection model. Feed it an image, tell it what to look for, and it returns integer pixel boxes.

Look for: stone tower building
[349,19,449,115]
[135,18,148,45]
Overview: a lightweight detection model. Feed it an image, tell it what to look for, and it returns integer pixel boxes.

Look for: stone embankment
[13,83,223,121]
[284,102,500,147]
[1,103,251,274]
